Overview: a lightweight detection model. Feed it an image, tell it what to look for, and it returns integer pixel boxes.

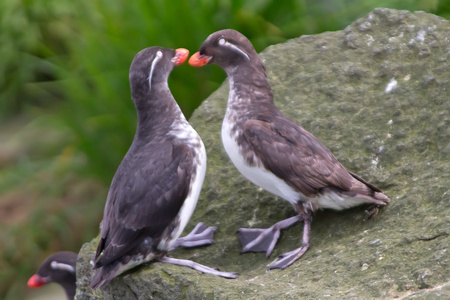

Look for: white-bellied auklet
[90,47,237,289]
[189,29,390,270]
[28,251,77,300]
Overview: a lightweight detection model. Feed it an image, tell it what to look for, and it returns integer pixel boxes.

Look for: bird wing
[243,118,353,198]
[94,141,194,267]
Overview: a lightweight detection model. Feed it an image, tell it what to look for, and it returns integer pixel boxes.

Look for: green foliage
[56,0,314,180]
[0,0,73,118]
[54,0,450,181]
[1,0,448,180]
[0,115,107,299]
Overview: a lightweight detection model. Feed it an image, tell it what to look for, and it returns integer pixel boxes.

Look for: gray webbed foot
[237,215,302,257]
[159,256,238,279]
[268,243,309,269]
[169,222,217,251]
[268,212,312,270]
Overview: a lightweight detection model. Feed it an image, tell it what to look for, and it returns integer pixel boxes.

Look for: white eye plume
[50,261,76,273]
[148,50,163,90]
[218,38,250,61]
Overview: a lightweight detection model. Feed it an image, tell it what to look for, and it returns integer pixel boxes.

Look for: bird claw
[268,244,309,270]
[159,256,238,279]
[364,205,379,219]
[237,227,280,257]
[169,222,217,251]
[237,215,302,257]
[268,213,312,270]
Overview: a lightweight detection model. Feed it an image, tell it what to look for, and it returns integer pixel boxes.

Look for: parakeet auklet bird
[189,29,390,270]
[90,47,237,289]
[28,251,77,300]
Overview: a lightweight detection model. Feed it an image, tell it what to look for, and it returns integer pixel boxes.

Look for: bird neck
[133,87,180,139]
[58,274,76,300]
[225,63,275,114]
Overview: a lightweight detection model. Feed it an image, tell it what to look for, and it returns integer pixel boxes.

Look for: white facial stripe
[148,50,163,90]
[218,38,250,61]
[50,261,75,273]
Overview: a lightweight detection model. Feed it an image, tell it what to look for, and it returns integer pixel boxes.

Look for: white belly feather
[221,117,301,205]
[158,120,207,250]
[221,114,373,211]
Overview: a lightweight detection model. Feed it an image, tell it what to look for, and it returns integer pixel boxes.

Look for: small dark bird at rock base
[28,251,77,300]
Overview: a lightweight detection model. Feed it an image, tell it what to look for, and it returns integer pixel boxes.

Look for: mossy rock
[76,8,450,299]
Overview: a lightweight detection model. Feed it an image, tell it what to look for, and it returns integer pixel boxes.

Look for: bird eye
[215,38,250,61]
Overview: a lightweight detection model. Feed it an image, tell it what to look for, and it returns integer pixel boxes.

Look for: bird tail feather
[344,171,390,205]
[90,262,121,289]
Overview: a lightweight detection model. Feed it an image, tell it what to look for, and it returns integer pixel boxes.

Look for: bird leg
[364,205,379,219]
[158,256,238,279]
[169,222,217,251]
[237,215,303,257]
[268,211,312,269]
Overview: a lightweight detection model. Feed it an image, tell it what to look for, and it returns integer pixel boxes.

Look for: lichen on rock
[76,8,450,299]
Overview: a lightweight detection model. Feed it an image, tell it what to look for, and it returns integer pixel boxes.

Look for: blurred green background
[1,0,448,299]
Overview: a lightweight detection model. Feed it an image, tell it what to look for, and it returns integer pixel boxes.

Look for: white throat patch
[218,38,250,61]
[148,50,163,90]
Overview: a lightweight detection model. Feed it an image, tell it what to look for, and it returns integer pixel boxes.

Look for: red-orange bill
[27,274,47,288]
[172,48,189,65]
[189,52,211,67]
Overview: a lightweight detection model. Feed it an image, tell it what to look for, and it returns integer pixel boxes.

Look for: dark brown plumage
[190,29,389,269]
[91,47,236,289]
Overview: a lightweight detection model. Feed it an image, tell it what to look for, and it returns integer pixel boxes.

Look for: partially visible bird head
[28,251,77,298]
[130,47,189,93]
[189,29,258,70]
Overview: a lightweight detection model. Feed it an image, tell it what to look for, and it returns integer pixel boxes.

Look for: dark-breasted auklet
[90,47,237,289]
[28,251,77,300]
[189,29,390,270]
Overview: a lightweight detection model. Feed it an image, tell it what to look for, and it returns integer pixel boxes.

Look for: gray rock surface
[76,8,450,299]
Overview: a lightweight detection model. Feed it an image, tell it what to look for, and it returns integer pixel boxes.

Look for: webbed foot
[237,215,302,257]
[169,222,217,251]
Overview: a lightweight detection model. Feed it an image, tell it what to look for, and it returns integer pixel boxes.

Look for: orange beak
[172,48,189,66]
[27,274,47,288]
[189,52,212,67]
